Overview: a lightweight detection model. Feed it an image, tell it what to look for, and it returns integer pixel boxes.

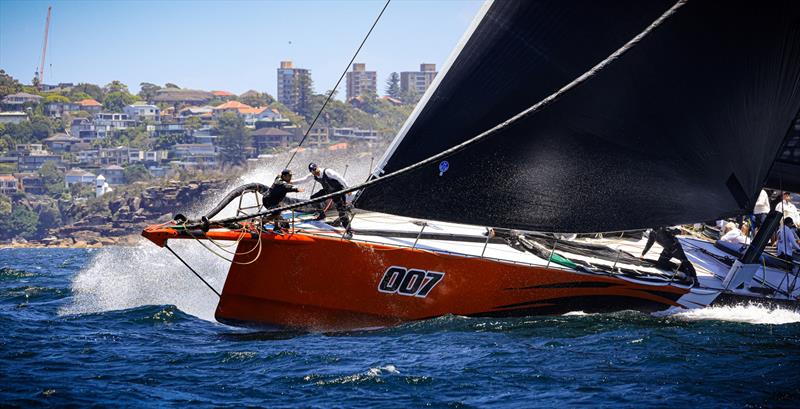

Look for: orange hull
[215,232,689,331]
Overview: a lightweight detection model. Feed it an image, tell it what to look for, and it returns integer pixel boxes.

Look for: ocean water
[2,248,800,407]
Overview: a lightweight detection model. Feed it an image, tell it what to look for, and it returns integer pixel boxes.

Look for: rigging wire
[283,0,391,170]
[192,0,688,231]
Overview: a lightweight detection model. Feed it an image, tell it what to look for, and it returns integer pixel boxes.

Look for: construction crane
[34,6,52,89]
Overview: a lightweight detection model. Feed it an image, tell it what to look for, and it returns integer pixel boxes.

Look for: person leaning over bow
[263,169,303,233]
[293,162,352,234]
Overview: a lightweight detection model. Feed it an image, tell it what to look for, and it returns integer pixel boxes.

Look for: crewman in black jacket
[641,226,698,284]
[295,162,352,234]
[264,169,303,233]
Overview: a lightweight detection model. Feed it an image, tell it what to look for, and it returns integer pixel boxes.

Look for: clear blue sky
[0,0,483,97]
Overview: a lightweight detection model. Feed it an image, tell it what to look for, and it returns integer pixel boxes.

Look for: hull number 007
[378,266,445,298]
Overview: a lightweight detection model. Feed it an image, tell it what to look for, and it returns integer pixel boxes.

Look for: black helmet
[281,169,292,177]
[308,162,318,172]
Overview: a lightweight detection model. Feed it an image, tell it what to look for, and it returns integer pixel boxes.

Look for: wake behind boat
[142,0,800,331]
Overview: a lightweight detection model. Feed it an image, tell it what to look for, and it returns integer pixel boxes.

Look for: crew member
[777,217,800,262]
[263,169,303,233]
[720,222,747,245]
[752,189,771,234]
[641,226,698,284]
[295,162,351,232]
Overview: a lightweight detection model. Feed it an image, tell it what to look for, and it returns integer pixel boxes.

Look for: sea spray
[62,147,382,321]
[669,303,800,325]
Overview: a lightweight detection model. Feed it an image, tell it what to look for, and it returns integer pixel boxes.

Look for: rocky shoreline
[2,178,229,249]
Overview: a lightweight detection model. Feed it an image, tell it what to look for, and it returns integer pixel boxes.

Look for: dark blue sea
[2,247,800,408]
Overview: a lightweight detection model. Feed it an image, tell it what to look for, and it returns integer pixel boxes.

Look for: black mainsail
[355,0,800,233]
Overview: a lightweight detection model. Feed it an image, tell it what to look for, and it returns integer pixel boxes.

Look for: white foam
[670,304,800,325]
[62,147,383,321]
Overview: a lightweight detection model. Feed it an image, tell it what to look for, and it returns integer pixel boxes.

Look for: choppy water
[2,248,800,408]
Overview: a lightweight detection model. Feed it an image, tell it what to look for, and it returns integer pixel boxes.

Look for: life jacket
[314,169,345,193]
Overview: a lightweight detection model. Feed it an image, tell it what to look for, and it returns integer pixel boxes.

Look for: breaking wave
[669,303,800,325]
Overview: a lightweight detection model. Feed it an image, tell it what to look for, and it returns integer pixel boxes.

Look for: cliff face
[13,179,228,247]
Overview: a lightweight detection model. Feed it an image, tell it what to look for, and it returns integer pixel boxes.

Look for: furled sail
[355,0,800,233]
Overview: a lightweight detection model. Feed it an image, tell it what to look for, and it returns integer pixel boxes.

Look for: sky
[0,0,483,98]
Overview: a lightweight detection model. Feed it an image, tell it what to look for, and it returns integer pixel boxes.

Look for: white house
[65,168,96,187]
[124,102,161,122]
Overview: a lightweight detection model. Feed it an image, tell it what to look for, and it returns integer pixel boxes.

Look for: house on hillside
[211,90,235,100]
[251,127,294,151]
[152,89,213,106]
[99,164,125,185]
[0,112,28,124]
[44,101,80,117]
[43,133,81,152]
[0,174,18,194]
[15,173,45,195]
[124,102,161,122]
[2,92,43,106]
[76,99,102,114]
[64,168,96,187]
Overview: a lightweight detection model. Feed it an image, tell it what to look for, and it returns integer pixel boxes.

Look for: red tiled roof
[211,90,235,97]
[77,99,101,107]
[214,101,252,111]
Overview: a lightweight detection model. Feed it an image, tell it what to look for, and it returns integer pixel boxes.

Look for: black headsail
[355,0,800,233]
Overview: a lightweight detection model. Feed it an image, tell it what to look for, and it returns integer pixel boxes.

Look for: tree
[138,82,162,102]
[295,74,314,119]
[104,80,129,94]
[29,115,53,140]
[39,161,65,196]
[0,70,22,98]
[69,83,104,102]
[45,94,70,104]
[164,83,180,89]
[0,206,39,240]
[216,112,250,167]
[36,202,62,236]
[385,72,401,99]
[240,91,272,107]
[0,195,11,215]
[400,86,419,105]
[124,163,150,183]
[103,91,136,112]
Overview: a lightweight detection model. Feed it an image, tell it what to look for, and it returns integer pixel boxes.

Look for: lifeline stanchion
[165,243,221,298]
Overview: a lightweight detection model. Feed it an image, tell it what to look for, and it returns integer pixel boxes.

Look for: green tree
[0,206,39,240]
[104,80,130,94]
[0,70,22,98]
[184,116,202,135]
[295,74,314,119]
[36,202,62,236]
[68,92,91,102]
[124,163,151,183]
[138,82,162,101]
[385,72,401,99]
[0,195,11,215]
[69,83,103,102]
[29,115,54,140]
[44,94,70,104]
[39,161,65,196]
[164,83,180,89]
[216,112,250,167]
[103,91,136,112]
[400,86,419,105]
[239,91,273,107]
